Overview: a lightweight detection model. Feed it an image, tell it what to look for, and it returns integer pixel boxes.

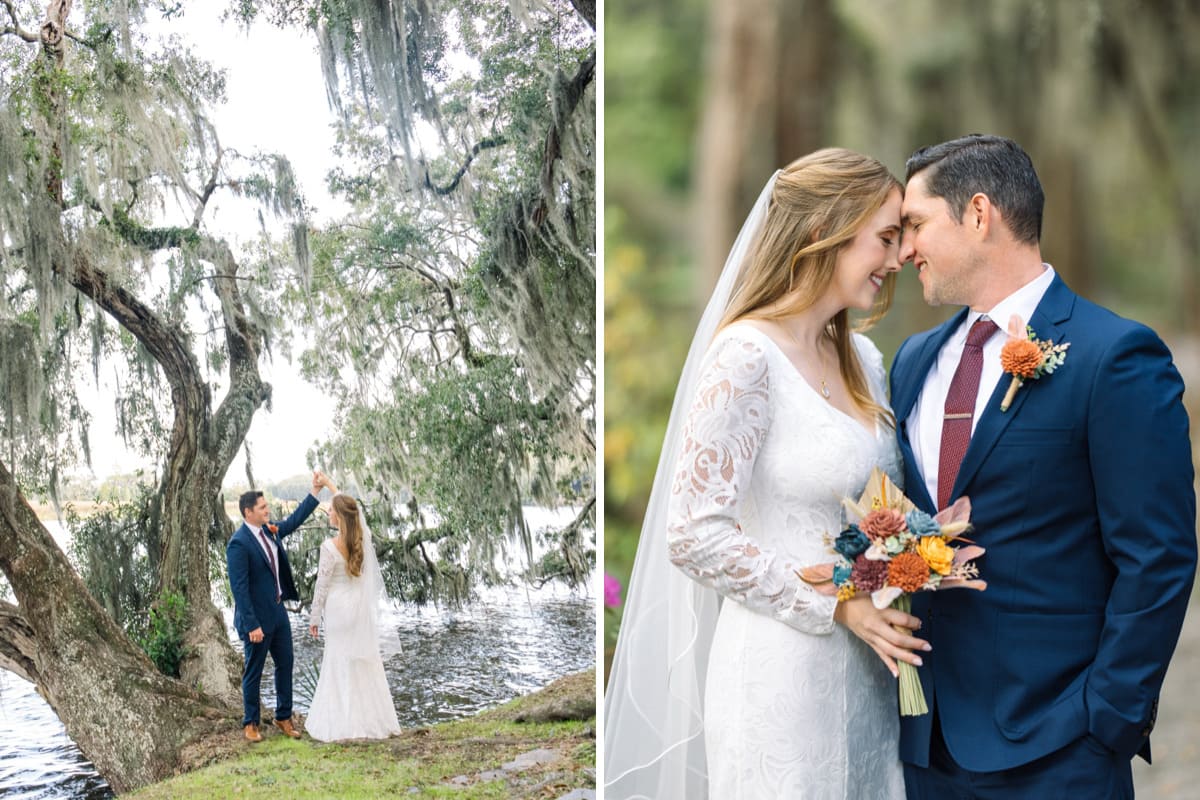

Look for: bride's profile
[604,149,925,798]
[306,476,401,741]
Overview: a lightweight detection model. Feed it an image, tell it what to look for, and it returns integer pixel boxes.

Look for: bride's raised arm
[666,332,837,635]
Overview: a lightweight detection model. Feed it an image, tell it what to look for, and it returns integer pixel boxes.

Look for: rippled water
[0,575,594,799]
[0,674,113,800]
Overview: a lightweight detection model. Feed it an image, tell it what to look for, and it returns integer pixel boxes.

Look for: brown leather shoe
[244,723,263,742]
[274,717,301,739]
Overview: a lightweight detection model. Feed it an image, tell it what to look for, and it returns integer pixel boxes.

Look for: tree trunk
[694,0,838,296]
[26,0,267,713]
[0,459,232,794]
[59,240,256,704]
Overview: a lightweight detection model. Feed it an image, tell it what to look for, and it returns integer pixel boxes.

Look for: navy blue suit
[226,493,319,726]
[890,276,1196,796]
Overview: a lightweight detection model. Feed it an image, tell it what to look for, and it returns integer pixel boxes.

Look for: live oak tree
[0,0,308,789]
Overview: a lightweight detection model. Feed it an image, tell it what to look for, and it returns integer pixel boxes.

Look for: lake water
[0,515,596,799]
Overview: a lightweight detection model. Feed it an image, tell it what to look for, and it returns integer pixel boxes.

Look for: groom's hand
[308,624,319,638]
[834,596,929,678]
[311,471,322,496]
[248,627,264,643]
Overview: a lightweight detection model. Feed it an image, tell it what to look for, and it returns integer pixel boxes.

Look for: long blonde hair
[718,148,900,426]
[332,493,364,577]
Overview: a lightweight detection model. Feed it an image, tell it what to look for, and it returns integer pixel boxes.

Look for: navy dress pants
[240,610,294,726]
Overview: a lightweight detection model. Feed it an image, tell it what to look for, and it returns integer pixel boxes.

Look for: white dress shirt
[248,522,282,598]
[907,265,1057,506]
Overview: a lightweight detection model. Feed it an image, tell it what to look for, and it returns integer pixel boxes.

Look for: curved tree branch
[1,0,37,42]
[192,139,223,230]
[422,135,507,196]
[200,235,267,473]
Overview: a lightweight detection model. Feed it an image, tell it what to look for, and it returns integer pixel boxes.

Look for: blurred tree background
[605,2,1200,789]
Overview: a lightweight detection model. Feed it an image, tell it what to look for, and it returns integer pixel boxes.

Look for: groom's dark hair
[905,133,1044,245]
[239,490,265,518]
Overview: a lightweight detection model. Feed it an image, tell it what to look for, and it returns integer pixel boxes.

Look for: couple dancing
[226,471,401,743]
[605,135,1197,798]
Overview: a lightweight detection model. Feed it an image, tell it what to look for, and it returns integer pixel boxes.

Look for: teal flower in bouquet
[834,525,870,559]
[906,509,942,538]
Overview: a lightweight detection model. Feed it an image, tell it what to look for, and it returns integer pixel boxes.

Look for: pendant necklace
[783,323,832,400]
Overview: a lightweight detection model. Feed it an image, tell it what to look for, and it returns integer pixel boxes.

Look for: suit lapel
[950,275,1076,501]
[239,523,275,571]
[892,309,969,424]
[893,310,968,513]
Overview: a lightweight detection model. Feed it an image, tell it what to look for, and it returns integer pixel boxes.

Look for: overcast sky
[82,6,344,483]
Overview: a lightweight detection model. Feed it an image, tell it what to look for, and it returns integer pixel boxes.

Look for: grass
[127,670,596,799]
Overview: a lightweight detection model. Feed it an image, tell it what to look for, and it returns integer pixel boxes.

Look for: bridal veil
[604,172,779,798]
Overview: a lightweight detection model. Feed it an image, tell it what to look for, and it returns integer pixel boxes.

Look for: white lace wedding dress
[306,534,401,741]
[667,323,905,799]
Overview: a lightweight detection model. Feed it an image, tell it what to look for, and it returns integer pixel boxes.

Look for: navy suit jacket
[226,493,320,637]
[889,275,1196,771]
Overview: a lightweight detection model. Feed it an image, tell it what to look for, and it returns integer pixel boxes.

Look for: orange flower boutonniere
[999,314,1070,412]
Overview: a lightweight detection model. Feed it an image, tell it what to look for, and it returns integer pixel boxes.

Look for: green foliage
[138,591,189,678]
[250,0,597,604]
[67,483,160,632]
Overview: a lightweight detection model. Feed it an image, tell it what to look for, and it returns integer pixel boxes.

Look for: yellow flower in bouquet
[917,536,954,576]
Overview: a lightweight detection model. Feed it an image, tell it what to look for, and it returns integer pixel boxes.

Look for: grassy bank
[126,670,596,799]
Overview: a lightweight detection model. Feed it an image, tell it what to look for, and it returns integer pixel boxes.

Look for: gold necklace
[783,323,832,400]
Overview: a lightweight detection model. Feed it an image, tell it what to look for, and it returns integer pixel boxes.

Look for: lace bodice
[667,324,903,629]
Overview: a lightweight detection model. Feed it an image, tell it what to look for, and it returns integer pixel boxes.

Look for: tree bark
[0,459,232,793]
[694,0,838,296]
[567,0,594,30]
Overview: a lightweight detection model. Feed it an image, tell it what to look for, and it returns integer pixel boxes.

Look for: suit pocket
[996,426,1074,446]
[993,610,1102,738]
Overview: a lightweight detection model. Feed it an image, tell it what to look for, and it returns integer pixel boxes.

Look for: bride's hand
[308,624,319,638]
[834,595,930,678]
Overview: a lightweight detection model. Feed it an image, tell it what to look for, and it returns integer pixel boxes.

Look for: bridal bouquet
[799,468,986,715]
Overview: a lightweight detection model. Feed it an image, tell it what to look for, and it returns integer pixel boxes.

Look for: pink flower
[859,508,906,540]
[604,573,622,608]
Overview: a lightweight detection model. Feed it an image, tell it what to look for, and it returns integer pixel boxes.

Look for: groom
[227,473,323,742]
[891,134,1196,798]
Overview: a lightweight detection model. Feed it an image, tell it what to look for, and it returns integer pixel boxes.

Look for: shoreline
[124,669,596,799]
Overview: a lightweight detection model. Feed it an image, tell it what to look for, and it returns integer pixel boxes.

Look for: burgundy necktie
[937,317,999,510]
[258,528,281,602]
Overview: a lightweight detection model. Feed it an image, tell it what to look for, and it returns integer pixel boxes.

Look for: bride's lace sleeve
[309,541,335,628]
[667,332,837,635]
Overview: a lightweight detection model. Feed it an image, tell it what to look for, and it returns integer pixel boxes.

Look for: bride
[305,475,401,741]
[604,149,927,798]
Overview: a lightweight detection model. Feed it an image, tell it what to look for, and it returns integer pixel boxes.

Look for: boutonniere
[999,314,1070,412]
[266,523,279,537]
